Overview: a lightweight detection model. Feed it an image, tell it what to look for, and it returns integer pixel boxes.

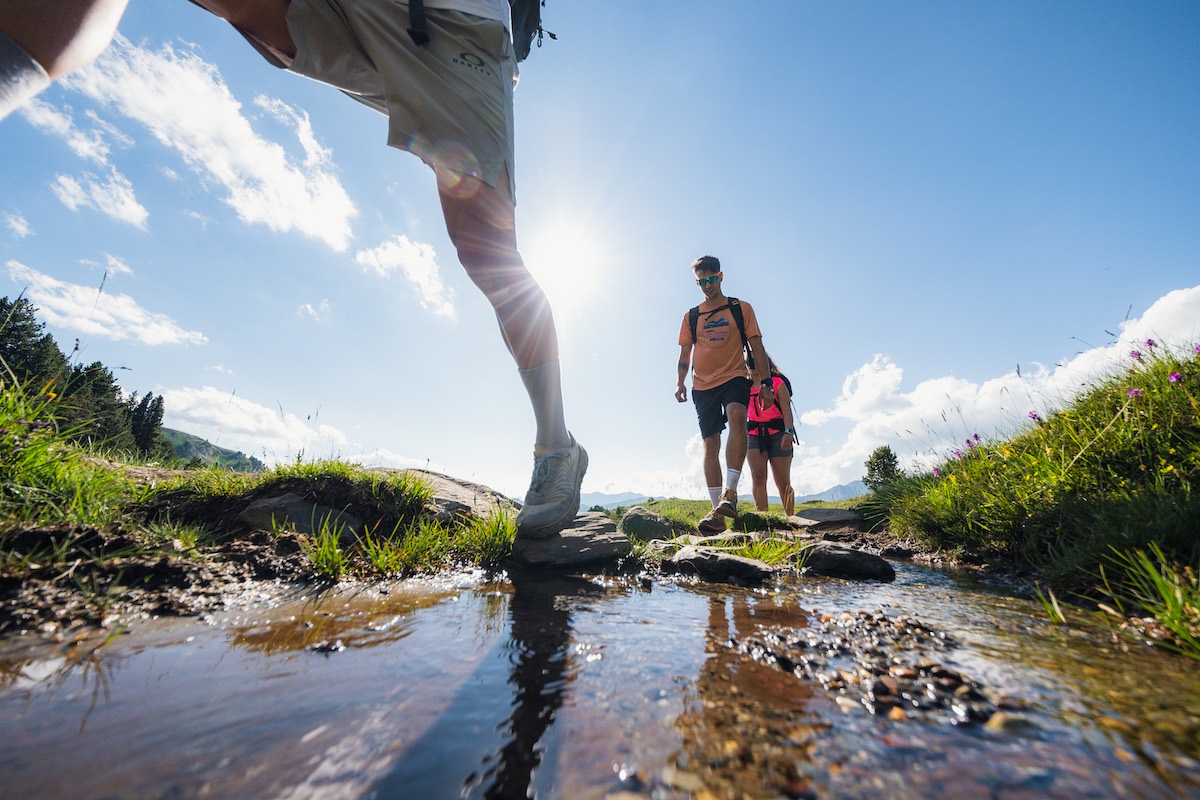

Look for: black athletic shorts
[692,376,752,439]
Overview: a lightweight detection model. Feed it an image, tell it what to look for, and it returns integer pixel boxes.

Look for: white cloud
[162,386,348,464]
[355,235,455,318]
[62,35,357,251]
[3,213,31,238]
[299,299,333,322]
[102,253,134,277]
[19,98,112,164]
[51,168,149,228]
[6,260,207,346]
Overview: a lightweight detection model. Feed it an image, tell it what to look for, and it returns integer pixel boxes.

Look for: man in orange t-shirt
[675,255,773,533]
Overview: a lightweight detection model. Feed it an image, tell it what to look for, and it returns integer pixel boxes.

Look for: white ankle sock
[518,360,569,451]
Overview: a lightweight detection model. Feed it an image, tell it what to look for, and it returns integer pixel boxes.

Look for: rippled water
[1,562,1198,799]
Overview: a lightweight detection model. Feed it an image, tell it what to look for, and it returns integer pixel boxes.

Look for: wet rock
[407,469,518,525]
[617,506,686,542]
[789,508,863,528]
[689,531,765,548]
[510,512,632,568]
[643,539,681,559]
[984,710,1037,734]
[733,610,1003,728]
[662,546,776,584]
[239,492,364,541]
[800,541,895,581]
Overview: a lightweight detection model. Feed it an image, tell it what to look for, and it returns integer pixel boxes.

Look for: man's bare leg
[439,168,583,535]
[0,0,128,120]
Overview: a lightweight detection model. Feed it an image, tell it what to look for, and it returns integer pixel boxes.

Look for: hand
[675,385,688,403]
[757,384,774,411]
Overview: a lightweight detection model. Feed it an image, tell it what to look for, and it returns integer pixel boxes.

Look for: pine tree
[0,296,70,391]
[864,445,904,492]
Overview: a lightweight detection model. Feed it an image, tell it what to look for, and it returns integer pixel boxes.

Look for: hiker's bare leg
[747,447,769,511]
[0,0,126,119]
[701,433,724,491]
[0,0,127,78]
[769,454,792,508]
[724,402,749,473]
[189,0,296,58]
[439,168,569,450]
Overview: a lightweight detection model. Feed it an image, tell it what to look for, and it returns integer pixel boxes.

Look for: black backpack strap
[727,297,755,370]
[689,306,700,343]
[407,0,431,46]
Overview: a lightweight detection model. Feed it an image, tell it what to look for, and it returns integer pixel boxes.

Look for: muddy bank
[0,464,946,636]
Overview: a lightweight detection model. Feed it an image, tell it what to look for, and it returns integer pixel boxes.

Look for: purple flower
[965,438,974,449]
[1028,411,1041,422]
[1169,372,1182,383]
[954,450,964,459]
[1144,338,1158,349]
[1195,343,1200,354]
[933,468,941,478]
[1127,388,1143,398]
[973,433,981,442]
[1130,349,1142,361]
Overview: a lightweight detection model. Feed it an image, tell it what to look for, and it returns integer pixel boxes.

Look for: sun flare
[522,219,608,316]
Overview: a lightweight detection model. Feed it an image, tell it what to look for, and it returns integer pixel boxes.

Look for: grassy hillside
[162,428,266,472]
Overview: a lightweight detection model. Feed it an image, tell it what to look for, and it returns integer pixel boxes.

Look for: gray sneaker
[715,487,739,519]
[516,434,588,538]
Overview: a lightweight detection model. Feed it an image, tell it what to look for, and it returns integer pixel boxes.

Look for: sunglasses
[696,274,721,287]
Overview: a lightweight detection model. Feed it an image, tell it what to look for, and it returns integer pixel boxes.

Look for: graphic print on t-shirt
[701,314,732,348]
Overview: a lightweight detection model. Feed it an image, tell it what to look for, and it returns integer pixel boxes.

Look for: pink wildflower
[1169,372,1182,383]
[1127,388,1143,398]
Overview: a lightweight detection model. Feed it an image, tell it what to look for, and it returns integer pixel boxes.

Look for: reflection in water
[672,588,824,798]
[372,571,607,799]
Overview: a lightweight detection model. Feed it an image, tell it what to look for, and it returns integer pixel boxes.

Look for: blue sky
[2,0,1198,501]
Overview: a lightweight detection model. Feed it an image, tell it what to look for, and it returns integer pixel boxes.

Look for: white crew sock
[707,486,722,508]
[518,360,569,451]
[725,468,741,493]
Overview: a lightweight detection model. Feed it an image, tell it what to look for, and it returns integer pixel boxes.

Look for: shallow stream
[1,562,1198,799]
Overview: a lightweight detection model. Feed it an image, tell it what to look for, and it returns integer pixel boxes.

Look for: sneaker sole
[517,445,589,539]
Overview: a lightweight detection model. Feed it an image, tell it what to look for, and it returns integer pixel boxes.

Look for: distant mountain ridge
[579,480,867,512]
[163,428,266,472]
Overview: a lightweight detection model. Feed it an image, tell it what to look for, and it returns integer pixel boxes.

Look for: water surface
[1,563,1198,798]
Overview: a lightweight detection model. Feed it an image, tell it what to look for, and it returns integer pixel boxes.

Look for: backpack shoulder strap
[688,306,700,343]
[727,297,748,346]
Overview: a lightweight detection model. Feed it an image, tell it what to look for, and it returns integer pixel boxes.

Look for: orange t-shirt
[678,298,762,392]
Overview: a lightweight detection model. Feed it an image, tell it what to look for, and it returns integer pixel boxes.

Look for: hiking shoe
[783,486,795,517]
[715,487,739,519]
[516,434,588,538]
[697,510,727,533]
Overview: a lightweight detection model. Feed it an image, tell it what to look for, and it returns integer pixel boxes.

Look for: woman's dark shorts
[749,430,794,458]
[692,377,751,439]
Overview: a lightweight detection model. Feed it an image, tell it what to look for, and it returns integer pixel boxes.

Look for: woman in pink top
[747,364,797,515]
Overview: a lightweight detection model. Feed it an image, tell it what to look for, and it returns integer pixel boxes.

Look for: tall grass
[0,379,133,525]
[871,341,1200,654]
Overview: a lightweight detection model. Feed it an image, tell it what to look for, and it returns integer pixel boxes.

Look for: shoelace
[528,450,570,494]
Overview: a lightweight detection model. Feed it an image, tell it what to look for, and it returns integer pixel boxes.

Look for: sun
[521,218,608,317]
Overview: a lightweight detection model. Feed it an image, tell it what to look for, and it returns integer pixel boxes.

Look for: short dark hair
[692,255,721,274]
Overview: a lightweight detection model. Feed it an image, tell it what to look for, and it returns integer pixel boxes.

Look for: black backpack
[689,297,755,371]
[688,298,792,395]
[408,0,555,62]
